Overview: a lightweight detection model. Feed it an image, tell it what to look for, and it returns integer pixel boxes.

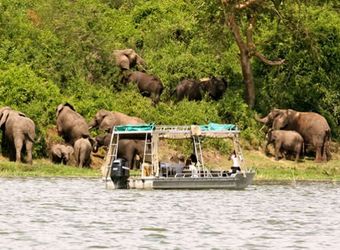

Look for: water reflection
[0,178,339,249]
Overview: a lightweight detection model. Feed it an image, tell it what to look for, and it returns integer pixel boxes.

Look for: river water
[0,178,339,250]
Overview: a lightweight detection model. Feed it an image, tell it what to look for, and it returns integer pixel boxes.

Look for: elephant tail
[25,127,35,143]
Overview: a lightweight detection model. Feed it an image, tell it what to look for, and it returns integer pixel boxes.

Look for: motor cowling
[110,158,130,189]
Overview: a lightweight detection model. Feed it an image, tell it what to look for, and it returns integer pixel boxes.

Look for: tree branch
[246,14,256,49]
[227,14,247,51]
[254,51,285,65]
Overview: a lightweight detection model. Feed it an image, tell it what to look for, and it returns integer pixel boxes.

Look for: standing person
[229,150,241,173]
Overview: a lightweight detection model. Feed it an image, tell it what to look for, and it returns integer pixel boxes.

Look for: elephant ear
[0,109,10,127]
[273,111,288,129]
[54,147,63,158]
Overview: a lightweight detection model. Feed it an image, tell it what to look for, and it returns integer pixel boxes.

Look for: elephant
[93,133,146,170]
[0,107,35,164]
[92,133,112,152]
[113,49,146,71]
[172,79,202,101]
[256,108,331,162]
[50,144,74,165]
[74,137,96,168]
[199,77,228,101]
[56,103,90,146]
[122,71,164,106]
[172,77,227,101]
[266,129,304,162]
[88,109,144,132]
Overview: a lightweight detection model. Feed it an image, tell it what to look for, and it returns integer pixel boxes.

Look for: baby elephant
[266,129,304,162]
[51,144,74,165]
[74,138,96,168]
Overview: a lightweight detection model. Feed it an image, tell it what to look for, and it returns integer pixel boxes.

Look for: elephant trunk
[255,114,269,124]
[88,119,98,130]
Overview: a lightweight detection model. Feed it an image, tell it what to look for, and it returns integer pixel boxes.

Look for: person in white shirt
[229,150,241,173]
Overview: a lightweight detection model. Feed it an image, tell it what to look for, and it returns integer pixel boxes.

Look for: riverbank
[0,151,339,181]
[0,158,100,178]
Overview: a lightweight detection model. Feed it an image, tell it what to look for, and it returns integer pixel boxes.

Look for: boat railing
[105,123,245,179]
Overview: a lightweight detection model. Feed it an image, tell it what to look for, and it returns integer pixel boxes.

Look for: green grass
[244,151,340,182]
[0,159,101,177]
[0,150,339,182]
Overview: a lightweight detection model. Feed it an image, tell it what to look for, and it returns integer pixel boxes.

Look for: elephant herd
[0,104,148,167]
[113,49,228,105]
[0,105,333,167]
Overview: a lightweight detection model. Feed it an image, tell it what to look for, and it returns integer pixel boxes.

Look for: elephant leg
[25,140,33,164]
[321,144,328,162]
[79,155,84,168]
[274,142,281,161]
[295,149,300,162]
[127,155,134,170]
[264,142,270,155]
[14,138,23,163]
[315,146,323,163]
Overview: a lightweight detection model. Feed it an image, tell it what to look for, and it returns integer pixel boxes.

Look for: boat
[102,123,255,190]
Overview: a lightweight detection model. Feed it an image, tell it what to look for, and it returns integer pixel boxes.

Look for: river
[0,178,339,249]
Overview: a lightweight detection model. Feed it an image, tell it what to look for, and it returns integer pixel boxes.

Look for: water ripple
[0,178,339,249]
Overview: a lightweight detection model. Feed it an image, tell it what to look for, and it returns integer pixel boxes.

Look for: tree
[221,0,285,108]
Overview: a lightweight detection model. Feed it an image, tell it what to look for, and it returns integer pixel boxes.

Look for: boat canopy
[199,123,237,131]
[112,123,239,139]
[114,123,155,132]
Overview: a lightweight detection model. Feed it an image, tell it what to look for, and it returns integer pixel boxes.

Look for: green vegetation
[0,1,340,180]
[0,158,100,177]
[244,151,340,182]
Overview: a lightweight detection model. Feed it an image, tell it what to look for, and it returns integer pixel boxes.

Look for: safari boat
[102,123,255,190]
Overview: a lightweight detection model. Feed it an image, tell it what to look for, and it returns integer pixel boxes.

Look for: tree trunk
[240,49,255,109]
[227,13,256,108]
[221,1,285,109]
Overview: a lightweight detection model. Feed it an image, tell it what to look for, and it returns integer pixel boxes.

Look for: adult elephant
[56,103,90,146]
[200,77,228,101]
[173,79,202,101]
[173,77,227,101]
[93,133,146,169]
[113,49,146,71]
[88,109,144,132]
[256,108,331,162]
[123,71,164,106]
[0,106,35,164]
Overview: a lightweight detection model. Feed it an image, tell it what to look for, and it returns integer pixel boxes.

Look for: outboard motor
[110,158,130,189]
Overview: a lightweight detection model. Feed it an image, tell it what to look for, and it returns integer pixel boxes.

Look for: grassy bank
[0,158,100,178]
[0,151,339,182]
[244,151,340,182]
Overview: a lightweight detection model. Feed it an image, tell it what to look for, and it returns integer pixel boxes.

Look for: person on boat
[229,150,241,173]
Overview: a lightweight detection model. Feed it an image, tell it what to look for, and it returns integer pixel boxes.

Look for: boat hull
[128,171,255,190]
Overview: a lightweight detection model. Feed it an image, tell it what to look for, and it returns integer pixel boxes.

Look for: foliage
[0,0,339,159]
[254,2,340,137]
